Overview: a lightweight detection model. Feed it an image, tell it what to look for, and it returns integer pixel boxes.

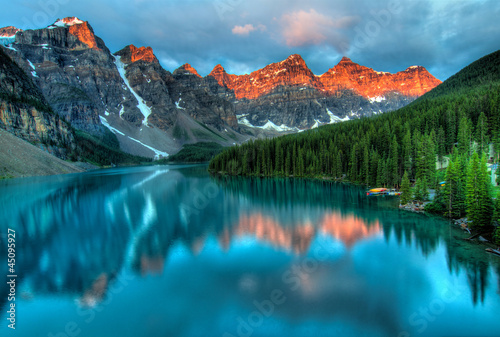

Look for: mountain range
[0,17,441,160]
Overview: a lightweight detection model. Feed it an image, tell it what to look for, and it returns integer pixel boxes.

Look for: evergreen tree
[402,130,413,175]
[466,152,493,228]
[424,135,437,187]
[400,171,412,205]
[376,159,385,187]
[436,127,446,167]
[336,150,343,179]
[475,112,489,155]
[285,152,291,176]
[389,135,399,187]
[242,151,249,175]
[457,117,473,156]
[414,177,429,201]
[349,144,358,181]
[362,145,370,185]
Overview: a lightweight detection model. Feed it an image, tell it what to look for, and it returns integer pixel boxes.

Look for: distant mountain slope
[0,46,75,158]
[0,128,83,178]
[0,44,152,169]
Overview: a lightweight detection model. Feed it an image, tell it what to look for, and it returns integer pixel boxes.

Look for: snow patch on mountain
[114,55,152,126]
[369,96,386,103]
[327,109,351,123]
[260,120,298,132]
[100,116,168,159]
[99,116,125,136]
[175,98,185,110]
[237,115,300,132]
[0,36,15,46]
[126,136,169,160]
[48,17,84,29]
[27,60,36,70]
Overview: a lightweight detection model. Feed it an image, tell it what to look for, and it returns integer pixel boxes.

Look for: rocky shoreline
[399,201,500,255]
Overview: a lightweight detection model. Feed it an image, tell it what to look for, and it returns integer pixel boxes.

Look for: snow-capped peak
[48,17,85,29]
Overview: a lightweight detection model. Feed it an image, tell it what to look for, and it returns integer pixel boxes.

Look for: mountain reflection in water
[0,165,499,337]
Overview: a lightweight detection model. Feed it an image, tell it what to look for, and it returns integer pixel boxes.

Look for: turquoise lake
[0,164,499,337]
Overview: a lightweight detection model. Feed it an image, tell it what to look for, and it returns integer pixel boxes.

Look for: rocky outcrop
[117,45,158,64]
[172,63,238,130]
[0,128,83,178]
[319,56,442,98]
[0,26,22,37]
[0,47,75,158]
[115,44,177,129]
[208,54,322,100]
[176,63,201,78]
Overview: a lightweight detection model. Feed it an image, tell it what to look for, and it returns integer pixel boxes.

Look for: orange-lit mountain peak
[321,213,381,248]
[339,56,354,63]
[208,64,238,88]
[319,56,441,98]
[280,53,307,66]
[127,45,158,63]
[0,26,22,37]
[208,54,440,101]
[46,17,100,50]
[68,21,100,50]
[219,54,321,100]
[209,64,227,76]
[115,45,158,64]
[178,63,202,78]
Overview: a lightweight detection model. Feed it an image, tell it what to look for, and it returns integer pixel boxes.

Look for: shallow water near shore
[0,164,499,337]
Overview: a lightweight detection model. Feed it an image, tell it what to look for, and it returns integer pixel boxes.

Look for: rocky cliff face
[206,55,441,129]
[209,54,322,100]
[4,18,144,135]
[172,63,238,130]
[2,18,180,158]
[114,45,238,136]
[0,47,75,158]
[319,56,441,98]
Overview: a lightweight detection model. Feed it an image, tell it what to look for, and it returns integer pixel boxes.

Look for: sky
[2,0,499,80]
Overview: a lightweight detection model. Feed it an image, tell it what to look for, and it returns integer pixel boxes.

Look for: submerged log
[465,232,489,241]
[485,248,500,257]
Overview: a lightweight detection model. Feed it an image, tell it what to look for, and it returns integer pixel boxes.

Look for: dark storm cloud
[1,0,499,80]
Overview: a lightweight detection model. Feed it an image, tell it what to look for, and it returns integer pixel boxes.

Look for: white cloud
[232,24,266,36]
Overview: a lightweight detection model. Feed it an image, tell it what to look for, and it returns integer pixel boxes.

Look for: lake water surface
[0,165,499,337]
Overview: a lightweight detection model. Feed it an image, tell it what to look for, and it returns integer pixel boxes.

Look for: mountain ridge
[0,16,442,160]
